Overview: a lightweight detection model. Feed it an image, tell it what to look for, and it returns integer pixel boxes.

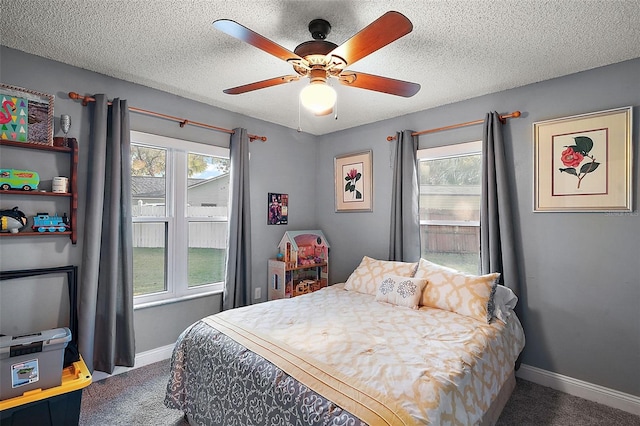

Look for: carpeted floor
[80,360,187,426]
[79,359,640,425]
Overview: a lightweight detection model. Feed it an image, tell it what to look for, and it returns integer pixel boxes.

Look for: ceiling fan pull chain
[297,95,303,132]
[334,96,338,120]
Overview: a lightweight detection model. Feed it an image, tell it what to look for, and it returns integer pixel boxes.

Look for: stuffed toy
[0,206,28,233]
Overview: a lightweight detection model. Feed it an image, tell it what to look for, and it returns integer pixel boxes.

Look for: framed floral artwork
[534,106,632,212]
[0,83,54,146]
[334,150,373,212]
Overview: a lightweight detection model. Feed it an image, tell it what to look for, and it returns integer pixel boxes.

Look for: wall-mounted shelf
[0,189,72,197]
[0,139,78,243]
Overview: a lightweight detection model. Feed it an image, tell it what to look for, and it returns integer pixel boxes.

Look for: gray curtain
[480,112,520,297]
[78,95,135,373]
[389,130,421,262]
[223,128,252,310]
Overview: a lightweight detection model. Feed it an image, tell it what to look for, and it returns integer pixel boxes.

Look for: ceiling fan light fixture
[300,82,336,115]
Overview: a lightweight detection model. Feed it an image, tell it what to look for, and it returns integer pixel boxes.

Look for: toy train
[32,213,70,233]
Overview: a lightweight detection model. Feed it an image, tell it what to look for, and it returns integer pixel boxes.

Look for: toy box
[0,356,91,426]
[0,327,71,401]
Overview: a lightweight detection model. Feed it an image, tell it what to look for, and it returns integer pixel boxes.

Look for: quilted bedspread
[165,283,525,425]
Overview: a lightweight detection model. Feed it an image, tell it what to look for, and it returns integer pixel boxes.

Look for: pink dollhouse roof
[278,230,330,251]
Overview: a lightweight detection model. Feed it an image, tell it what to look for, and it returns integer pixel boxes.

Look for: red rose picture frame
[534,106,632,212]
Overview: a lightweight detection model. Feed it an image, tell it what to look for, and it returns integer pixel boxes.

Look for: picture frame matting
[334,150,373,212]
[533,106,633,212]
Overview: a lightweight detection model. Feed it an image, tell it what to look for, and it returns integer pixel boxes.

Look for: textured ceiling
[2,0,639,135]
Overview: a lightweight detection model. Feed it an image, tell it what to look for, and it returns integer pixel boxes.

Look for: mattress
[165,283,525,425]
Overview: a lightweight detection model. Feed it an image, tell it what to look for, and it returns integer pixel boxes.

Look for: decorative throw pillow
[344,256,418,295]
[414,258,499,323]
[375,275,427,309]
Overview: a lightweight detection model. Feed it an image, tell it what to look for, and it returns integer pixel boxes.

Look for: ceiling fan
[212,11,421,115]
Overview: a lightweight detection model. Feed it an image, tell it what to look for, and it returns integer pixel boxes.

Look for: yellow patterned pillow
[344,256,418,295]
[375,275,428,309]
[414,258,499,323]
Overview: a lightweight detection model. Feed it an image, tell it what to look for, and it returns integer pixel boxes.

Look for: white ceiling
[2,1,639,135]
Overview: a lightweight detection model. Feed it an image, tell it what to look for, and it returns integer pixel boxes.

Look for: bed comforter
[165,283,525,425]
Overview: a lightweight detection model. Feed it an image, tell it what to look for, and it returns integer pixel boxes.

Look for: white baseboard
[517,364,640,416]
[91,343,175,382]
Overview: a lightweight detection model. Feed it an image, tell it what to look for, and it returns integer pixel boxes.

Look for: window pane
[188,222,227,287]
[130,132,230,304]
[419,153,481,274]
[186,152,229,288]
[133,222,167,296]
[131,145,167,217]
[187,153,230,215]
[420,224,479,275]
[419,155,481,222]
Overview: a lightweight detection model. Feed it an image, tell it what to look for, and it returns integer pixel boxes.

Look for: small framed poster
[0,83,54,146]
[268,193,288,225]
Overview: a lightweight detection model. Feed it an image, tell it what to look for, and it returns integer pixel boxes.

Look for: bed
[165,257,525,425]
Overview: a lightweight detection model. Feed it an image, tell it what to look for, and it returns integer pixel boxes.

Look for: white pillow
[375,275,427,309]
[493,285,518,323]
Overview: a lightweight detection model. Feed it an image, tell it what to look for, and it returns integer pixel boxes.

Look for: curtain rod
[386,111,521,141]
[68,92,267,142]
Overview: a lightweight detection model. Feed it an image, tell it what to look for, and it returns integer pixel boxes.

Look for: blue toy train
[32,213,70,233]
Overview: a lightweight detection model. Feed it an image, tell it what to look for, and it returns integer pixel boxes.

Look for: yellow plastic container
[0,356,92,424]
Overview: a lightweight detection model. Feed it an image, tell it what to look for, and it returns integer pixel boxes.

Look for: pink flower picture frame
[534,106,633,212]
[334,150,373,212]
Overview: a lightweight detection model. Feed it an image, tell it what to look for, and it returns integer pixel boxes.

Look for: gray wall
[1,46,638,397]
[316,58,640,397]
[0,47,317,353]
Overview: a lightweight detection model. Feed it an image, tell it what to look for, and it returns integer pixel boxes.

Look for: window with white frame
[130,131,230,306]
[417,141,482,275]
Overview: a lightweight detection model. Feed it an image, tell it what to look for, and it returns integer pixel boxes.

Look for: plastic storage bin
[0,328,71,401]
[0,356,91,425]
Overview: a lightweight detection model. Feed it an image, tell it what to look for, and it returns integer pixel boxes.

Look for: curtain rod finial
[68,92,90,106]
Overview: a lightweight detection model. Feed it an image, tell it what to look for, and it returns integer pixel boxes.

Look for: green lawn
[421,252,480,275]
[133,247,226,296]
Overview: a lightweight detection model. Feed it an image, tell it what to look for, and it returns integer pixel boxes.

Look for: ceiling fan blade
[223,75,300,95]
[213,19,303,63]
[328,11,413,66]
[338,71,420,97]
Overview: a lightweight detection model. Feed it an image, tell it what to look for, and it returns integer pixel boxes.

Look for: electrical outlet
[254,287,262,300]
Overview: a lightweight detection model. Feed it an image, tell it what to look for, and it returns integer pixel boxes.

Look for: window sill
[134,287,223,310]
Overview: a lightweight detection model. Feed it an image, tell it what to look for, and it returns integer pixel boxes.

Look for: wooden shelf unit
[0,139,78,243]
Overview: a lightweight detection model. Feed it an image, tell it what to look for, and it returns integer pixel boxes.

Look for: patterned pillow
[375,275,427,309]
[414,258,499,323]
[344,256,418,295]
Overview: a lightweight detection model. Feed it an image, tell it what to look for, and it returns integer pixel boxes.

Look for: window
[130,131,230,306]
[418,141,482,275]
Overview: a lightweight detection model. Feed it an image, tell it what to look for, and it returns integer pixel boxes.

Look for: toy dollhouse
[269,230,330,300]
